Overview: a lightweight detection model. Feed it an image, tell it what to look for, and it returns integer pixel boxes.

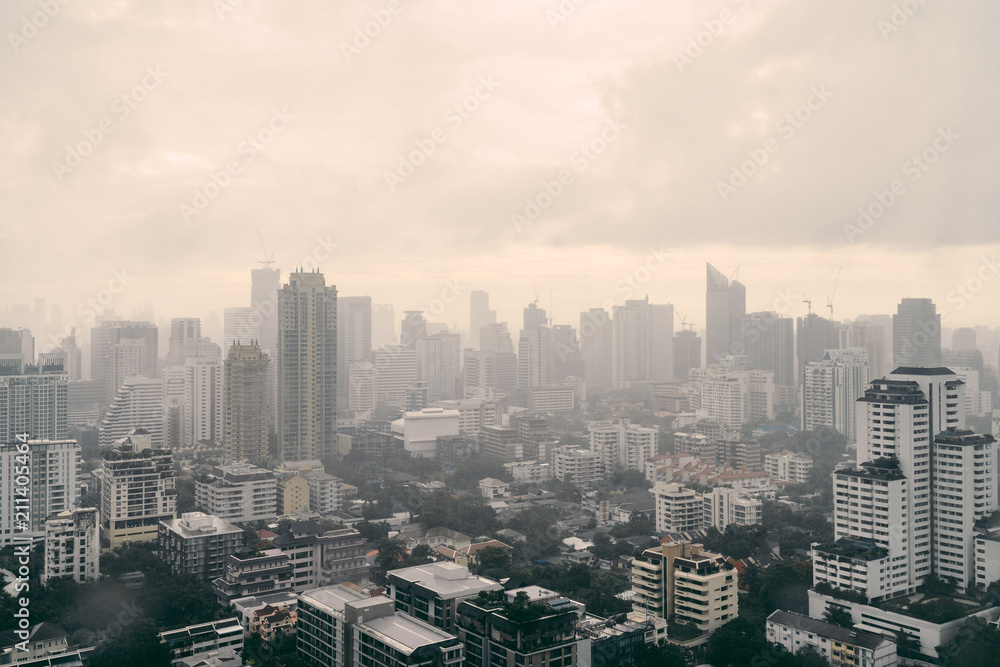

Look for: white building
[348,361,376,412]
[503,460,552,483]
[391,407,460,458]
[432,398,501,438]
[588,419,657,472]
[184,356,223,447]
[653,482,703,533]
[417,333,462,400]
[690,368,776,429]
[801,348,870,444]
[526,384,575,413]
[301,471,343,514]
[373,345,418,406]
[703,487,762,531]
[223,307,261,357]
[766,610,897,666]
[764,451,813,484]
[0,373,68,443]
[195,463,277,524]
[42,508,99,585]
[552,446,603,487]
[0,438,80,546]
[101,430,176,549]
[98,376,163,447]
[478,478,510,499]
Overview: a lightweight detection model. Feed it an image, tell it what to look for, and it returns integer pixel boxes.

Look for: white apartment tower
[42,508,99,585]
[588,419,658,472]
[0,438,80,546]
[800,348,871,444]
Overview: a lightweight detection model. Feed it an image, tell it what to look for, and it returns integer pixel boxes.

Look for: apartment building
[195,463,277,524]
[158,512,243,581]
[386,562,502,632]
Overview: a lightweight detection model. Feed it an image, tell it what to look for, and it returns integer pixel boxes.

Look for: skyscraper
[612,298,673,389]
[893,298,941,368]
[337,296,372,407]
[706,263,746,367]
[416,332,461,400]
[796,313,839,373]
[518,303,550,389]
[800,348,870,443]
[277,271,337,462]
[372,304,396,349]
[251,265,281,358]
[673,329,701,380]
[105,338,151,405]
[839,320,887,381]
[741,312,794,387]
[952,327,976,351]
[90,320,158,405]
[400,311,428,349]
[167,318,201,365]
[550,324,583,382]
[223,307,261,356]
[0,328,34,375]
[479,322,515,354]
[469,290,497,351]
[99,377,163,446]
[0,374,67,442]
[224,342,270,465]
[580,308,613,389]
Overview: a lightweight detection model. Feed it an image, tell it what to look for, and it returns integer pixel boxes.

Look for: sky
[2,0,999,348]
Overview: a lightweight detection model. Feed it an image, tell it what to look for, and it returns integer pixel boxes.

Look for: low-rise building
[213,548,296,604]
[703,487,762,531]
[271,522,368,589]
[478,478,510,499]
[276,475,310,515]
[503,460,552,483]
[764,451,813,484]
[386,562,503,632]
[301,471,343,514]
[42,508,99,585]
[159,618,244,666]
[251,603,297,643]
[158,512,243,581]
[576,614,653,667]
[553,446,603,486]
[766,610,897,667]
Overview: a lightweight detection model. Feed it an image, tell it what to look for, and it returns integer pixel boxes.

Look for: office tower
[66,379,102,426]
[417,332,461,400]
[104,337,150,405]
[518,303,550,389]
[195,463,277,523]
[706,263,746,367]
[893,298,941,368]
[167,318,201,365]
[372,303,396,349]
[251,265,281,357]
[673,329,701,380]
[470,290,497,351]
[184,356,222,447]
[457,587,579,667]
[89,321,157,402]
[840,321,887,380]
[98,377,163,447]
[348,361,376,412]
[337,296,372,407]
[741,312,794,387]
[550,324,583,382]
[813,367,997,601]
[222,342,268,462]
[952,326,977,351]
[580,308,613,390]
[158,512,243,581]
[796,313,839,372]
[801,348,870,443]
[277,271,337,463]
[0,374,68,442]
[101,429,176,548]
[0,438,80,546]
[464,349,517,396]
[162,365,186,449]
[588,419,657,472]
[42,508,100,585]
[0,328,33,375]
[223,307,261,356]
[479,322,515,354]
[401,310,428,349]
[373,345,418,406]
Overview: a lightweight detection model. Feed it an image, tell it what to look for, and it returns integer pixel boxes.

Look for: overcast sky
[2,0,999,347]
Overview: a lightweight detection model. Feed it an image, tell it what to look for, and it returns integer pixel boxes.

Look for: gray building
[158,512,243,581]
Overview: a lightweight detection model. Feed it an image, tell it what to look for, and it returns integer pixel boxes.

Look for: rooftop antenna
[827,267,842,321]
[256,230,275,269]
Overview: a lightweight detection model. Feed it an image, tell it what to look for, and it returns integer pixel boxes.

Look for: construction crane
[827,267,842,322]
[256,230,275,269]
[728,265,740,284]
[803,269,833,316]
[675,311,696,332]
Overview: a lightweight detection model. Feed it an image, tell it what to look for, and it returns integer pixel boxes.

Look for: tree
[474,546,512,579]
[374,538,407,582]
[935,616,1000,666]
[822,604,853,628]
[86,617,172,667]
[792,645,829,667]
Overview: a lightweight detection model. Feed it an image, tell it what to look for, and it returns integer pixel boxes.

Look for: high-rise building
[479,322,515,354]
[417,332,462,400]
[224,343,270,465]
[158,512,243,581]
[184,356,222,447]
[223,307,261,357]
[42,507,100,585]
[195,463,277,523]
[741,312,794,387]
[101,429,176,548]
[952,326,977,351]
[517,303,551,390]
[49,328,82,381]
[104,337,151,405]
[673,329,701,381]
[689,367,776,429]
[839,321,888,381]
[580,308,613,390]
[470,291,497,351]
[162,365,186,450]
[277,271,337,463]
[99,377,163,447]
[374,345,418,407]
[89,321,157,404]
[813,367,997,600]
[0,373,67,442]
[401,311,428,349]
[706,263,746,367]
[800,348,871,443]
[703,487,762,530]
[893,298,941,368]
[0,438,80,546]
[167,318,202,365]
[588,419,657,472]
[796,313,839,372]
[372,303,396,349]
[550,324,583,382]
[348,361,376,412]
[337,296,372,408]
[612,298,673,389]
[251,266,281,359]
[0,328,34,376]
[653,483,703,533]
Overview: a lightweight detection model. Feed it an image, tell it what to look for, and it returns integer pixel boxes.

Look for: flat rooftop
[300,584,368,613]
[360,613,457,654]
[388,563,501,600]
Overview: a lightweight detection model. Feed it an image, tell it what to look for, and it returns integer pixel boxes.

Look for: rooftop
[359,613,458,653]
[767,610,893,651]
[300,584,368,613]
[387,562,501,599]
[161,512,241,539]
